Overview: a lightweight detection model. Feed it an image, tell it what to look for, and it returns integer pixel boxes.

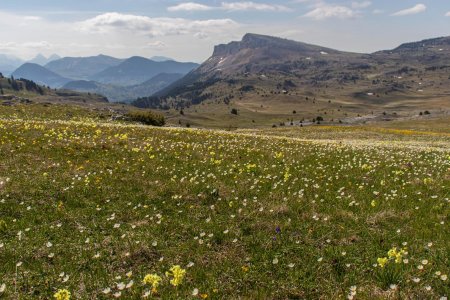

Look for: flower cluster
[378,247,408,267]
[54,289,71,300]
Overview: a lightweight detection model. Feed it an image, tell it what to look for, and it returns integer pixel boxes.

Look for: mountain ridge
[45,55,124,80]
[90,56,199,86]
[142,33,450,128]
[12,63,72,88]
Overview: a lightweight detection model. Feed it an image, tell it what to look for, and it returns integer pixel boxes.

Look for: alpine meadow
[0,1,450,299]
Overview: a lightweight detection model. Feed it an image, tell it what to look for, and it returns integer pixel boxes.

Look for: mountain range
[3,33,450,127]
[7,55,199,102]
[12,63,72,87]
[0,54,24,76]
[133,33,450,127]
[28,54,61,66]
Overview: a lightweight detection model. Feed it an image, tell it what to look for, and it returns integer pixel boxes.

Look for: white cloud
[391,4,426,16]
[23,16,42,21]
[78,13,238,37]
[221,2,291,12]
[144,41,167,49]
[23,41,52,49]
[167,2,213,12]
[445,11,450,17]
[304,4,356,20]
[194,32,209,39]
[0,41,52,51]
[351,1,372,9]
[167,1,290,12]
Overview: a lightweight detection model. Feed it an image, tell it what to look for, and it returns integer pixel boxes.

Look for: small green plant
[125,110,165,126]
[375,265,403,290]
[0,219,6,233]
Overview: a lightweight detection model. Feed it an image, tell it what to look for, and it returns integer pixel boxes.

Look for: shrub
[231,108,238,115]
[125,110,165,126]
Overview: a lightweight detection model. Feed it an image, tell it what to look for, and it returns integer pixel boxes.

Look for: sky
[0,0,449,62]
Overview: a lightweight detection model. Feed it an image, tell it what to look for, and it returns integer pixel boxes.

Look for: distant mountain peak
[28,54,61,66]
[48,54,61,61]
[212,33,338,58]
[12,63,71,87]
[150,56,174,62]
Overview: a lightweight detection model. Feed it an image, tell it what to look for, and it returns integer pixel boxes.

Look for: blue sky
[0,0,449,62]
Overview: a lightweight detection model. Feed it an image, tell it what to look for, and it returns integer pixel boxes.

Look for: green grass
[0,105,449,299]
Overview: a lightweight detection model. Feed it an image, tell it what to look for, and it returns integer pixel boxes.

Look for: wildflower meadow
[0,106,449,299]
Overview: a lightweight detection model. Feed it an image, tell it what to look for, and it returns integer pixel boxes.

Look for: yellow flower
[54,289,71,300]
[166,265,186,287]
[274,152,284,159]
[387,247,398,259]
[394,248,407,264]
[200,293,208,299]
[377,257,388,268]
[241,265,249,272]
[371,200,376,207]
[143,274,162,293]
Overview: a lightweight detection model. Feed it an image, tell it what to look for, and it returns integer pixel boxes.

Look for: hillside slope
[149,34,450,128]
[46,55,124,80]
[12,63,72,88]
[63,73,184,102]
[0,74,107,104]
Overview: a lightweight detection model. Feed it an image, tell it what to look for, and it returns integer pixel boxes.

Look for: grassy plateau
[0,104,449,299]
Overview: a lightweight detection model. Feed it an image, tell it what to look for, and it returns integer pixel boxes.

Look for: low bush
[126,110,165,126]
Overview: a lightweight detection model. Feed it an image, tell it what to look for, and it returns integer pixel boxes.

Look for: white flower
[441,274,448,281]
[126,280,134,288]
[16,261,22,267]
[192,288,199,296]
[102,287,111,294]
[0,283,6,293]
[117,282,125,290]
[46,242,53,248]
[272,258,279,264]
